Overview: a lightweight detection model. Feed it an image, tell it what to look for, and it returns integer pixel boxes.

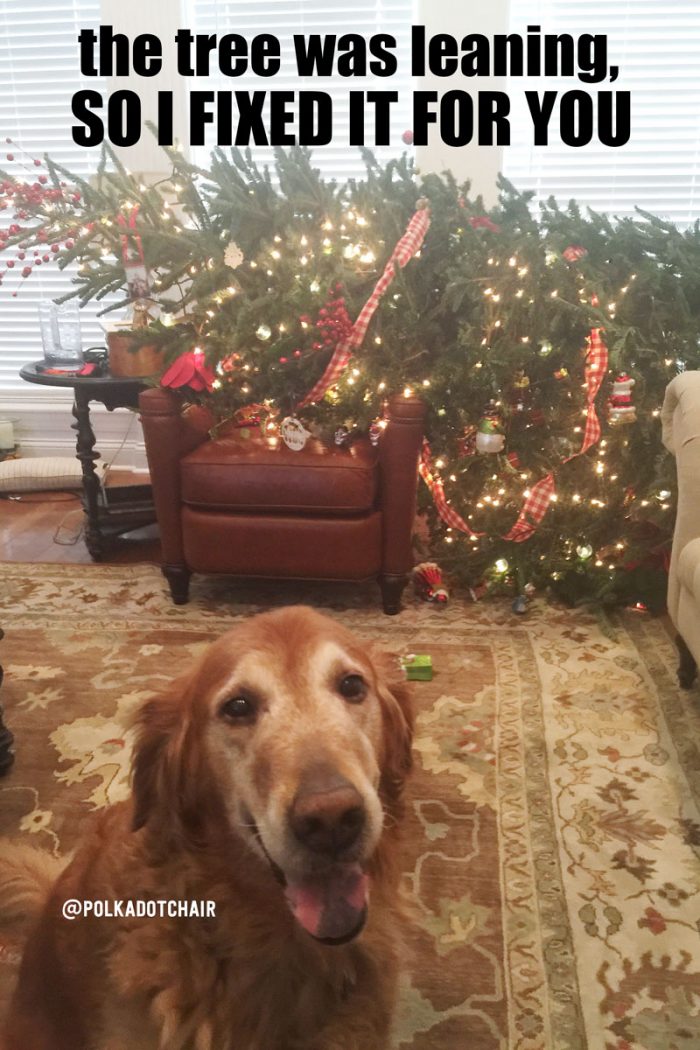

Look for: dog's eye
[220,695,257,722]
[338,674,367,703]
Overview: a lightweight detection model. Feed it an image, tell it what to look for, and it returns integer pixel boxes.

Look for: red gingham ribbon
[297,205,431,407]
[569,327,608,459]
[420,327,608,545]
[501,472,555,542]
[419,439,483,539]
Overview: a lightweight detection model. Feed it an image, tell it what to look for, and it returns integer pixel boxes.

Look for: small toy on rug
[413,562,449,604]
[512,582,536,615]
[401,654,433,681]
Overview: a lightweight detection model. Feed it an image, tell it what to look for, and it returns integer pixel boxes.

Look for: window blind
[505,0,700,226]
[186,0,415,178]
[0,0,106,394]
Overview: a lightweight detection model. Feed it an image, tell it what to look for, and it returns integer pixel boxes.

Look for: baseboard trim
[1,397,147,471]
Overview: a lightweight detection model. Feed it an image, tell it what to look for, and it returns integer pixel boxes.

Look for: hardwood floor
[0,471,161,565]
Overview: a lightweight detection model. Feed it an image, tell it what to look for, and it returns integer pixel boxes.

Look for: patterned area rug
[1,563,700,1049]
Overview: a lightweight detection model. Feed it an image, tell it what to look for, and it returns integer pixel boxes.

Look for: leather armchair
[662,370,700,687]
[139,388,425,614]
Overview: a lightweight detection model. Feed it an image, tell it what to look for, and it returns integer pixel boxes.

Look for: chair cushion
[678,537,700,605]
[180,432,379,515]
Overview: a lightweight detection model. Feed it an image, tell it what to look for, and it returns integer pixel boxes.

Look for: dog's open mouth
[283,864,368,944]
[244,810,369,944]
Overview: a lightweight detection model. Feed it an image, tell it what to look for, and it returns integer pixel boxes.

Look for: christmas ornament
[413,562,449,604]
[509,370,534,427]
[469,581,488,602]
[458,425,477,457]
[118,206,151,301]
[368,421,383,446]
[512,594,528,615]
[280,416,311,451]
[334,426,350,446]
[256,323,272,342]
[523,582,536,597]
[608,372,637,425]
[476,412,505,454]
[562,244,588,263]
[576,544,593,560]
[224,240,244,269]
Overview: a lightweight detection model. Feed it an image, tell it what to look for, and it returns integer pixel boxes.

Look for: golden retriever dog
[2,606,413,1050]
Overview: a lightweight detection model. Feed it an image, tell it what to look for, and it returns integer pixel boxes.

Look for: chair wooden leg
[677,634,698,689]
[380,573,409,616]
[163,565,191,605]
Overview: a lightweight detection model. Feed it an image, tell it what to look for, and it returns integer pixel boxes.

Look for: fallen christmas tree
[2,140,698,611]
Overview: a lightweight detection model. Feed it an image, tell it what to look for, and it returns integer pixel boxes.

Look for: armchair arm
[661,371,700,623]
[379,394,426,575]
[139,388,210,565]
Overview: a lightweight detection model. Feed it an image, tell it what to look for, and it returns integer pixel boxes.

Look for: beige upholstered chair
[661,370,700,687]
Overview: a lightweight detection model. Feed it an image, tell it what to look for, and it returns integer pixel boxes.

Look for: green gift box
[401,654,433,681]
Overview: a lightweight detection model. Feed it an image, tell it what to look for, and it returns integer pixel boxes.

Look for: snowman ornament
[475,413,506,454]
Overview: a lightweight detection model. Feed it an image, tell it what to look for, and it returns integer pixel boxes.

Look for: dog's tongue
[284,864,368,943]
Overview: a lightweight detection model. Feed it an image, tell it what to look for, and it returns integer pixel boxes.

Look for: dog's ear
[130,683,183,832]
[372,651,414,812]
[130,675,207,837]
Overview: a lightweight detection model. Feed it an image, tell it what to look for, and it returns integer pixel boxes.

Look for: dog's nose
[290,769,366,856]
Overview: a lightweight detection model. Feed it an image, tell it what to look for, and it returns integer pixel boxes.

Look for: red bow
[468,216,501,233]
[161,349,215,392]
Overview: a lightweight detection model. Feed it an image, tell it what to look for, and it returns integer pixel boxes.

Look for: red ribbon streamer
[419,439,483,539]
[297,205,431,407]
[421,326,609,545]
[117,205,144,266]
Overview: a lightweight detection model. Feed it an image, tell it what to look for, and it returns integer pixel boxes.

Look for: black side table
[19,363,156,560]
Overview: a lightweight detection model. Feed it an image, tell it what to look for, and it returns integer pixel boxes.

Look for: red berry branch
[0,139,82,296]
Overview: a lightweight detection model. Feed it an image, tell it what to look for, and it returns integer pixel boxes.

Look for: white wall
[415,0,506,204]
